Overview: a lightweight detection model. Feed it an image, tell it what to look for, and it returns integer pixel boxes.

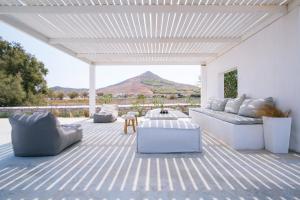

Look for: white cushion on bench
[192,108,262,125]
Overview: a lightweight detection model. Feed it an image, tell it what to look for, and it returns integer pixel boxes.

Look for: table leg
[124,119,128,134]
[132,119,136,132]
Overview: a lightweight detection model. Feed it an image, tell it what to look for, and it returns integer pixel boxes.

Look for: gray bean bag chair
[9,112,83,157]
[93,104,118,123]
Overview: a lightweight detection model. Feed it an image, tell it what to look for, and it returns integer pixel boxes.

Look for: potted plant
[257,105,291,153]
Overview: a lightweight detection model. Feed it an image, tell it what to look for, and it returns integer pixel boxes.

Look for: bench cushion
[139,119,199,129]
[191,108,262,125]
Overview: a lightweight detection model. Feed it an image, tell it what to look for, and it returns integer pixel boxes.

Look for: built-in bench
[189,107,264,150]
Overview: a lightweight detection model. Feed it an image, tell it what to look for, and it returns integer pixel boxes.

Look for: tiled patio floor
[0,119,299,200]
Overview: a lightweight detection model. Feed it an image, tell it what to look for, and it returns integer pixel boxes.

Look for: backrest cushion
[211,98,228,111]
[224,94,246,114]
[101,104,118,112]
[204,98,213,109]
[9,112,54,126]
[101,104,119,118]
[238,97,274,118]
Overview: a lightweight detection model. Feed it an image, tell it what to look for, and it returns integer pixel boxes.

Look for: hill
[50,71,200,96]
[50,86,88,95]
[98,71,199,96]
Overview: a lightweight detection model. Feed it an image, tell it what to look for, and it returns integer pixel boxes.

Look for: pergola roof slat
[0,1,290,65]
[0,5,287,14]
[49,37,241,44]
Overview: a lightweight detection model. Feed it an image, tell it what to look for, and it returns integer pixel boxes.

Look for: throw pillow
[211,98,228,111]
[224,94,246,114]
[238,97,274,118]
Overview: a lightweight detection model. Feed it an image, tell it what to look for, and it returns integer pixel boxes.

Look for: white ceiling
[0,0,290,65]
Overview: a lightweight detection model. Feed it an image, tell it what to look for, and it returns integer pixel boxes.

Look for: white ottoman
[137,120,202,153]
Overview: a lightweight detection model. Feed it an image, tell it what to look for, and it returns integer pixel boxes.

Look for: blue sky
[0,22,200,89]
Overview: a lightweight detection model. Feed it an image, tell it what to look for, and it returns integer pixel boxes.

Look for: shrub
[56,92,64,100]
[52,109,60,117]
[68,92,79,99]
[0,112,10,118]
[83,110,89,117]
[168,95,177,100]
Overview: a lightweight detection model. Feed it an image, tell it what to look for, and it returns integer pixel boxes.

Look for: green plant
[101,94,113,104]
[0,72,26,106]
[224,69,238,98]
[52,109,60,117]
[152,96,164,108]
[0,112,10,118]
[137,94,146,105]
[68,92,79,99]
[0,37,48,106]
[132,101,143,116]
[47,89,56,100]
[56,92,64,100]
[168,94,177,100]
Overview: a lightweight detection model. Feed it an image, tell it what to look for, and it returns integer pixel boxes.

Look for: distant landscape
[0,38,200,118]
[50,71,200,97]
[48,71,200,106]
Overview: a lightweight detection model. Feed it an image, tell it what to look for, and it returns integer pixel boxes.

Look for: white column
[89,64,96,117]
[200,64,208,107]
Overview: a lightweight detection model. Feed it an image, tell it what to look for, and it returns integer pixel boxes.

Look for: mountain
[50,86,88,94]
[50,71,200,96]
[97,71,200,96]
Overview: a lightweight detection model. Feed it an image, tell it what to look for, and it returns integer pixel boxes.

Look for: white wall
[205,7,300,152]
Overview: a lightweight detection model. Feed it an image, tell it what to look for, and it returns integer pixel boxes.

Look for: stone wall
[0,103,199,118]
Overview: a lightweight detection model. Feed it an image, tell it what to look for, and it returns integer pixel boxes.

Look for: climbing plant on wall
[224,69,238,98]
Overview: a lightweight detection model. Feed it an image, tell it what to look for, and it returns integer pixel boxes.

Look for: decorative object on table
[122,114,136,134]
[159,109,169,114]
[257,104,291,153]
[9,112,82,157]
[159,101,169,114]
[145,108,189,120]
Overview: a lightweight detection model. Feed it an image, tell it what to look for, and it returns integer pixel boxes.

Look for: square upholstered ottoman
[137,120,202,153]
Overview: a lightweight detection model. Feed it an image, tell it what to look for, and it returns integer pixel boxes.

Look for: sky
[0,22,201,89]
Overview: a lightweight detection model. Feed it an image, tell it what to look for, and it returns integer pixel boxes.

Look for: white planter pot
[262,117,292,153]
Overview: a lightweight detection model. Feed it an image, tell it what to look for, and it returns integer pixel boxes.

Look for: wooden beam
[0,5,287,15]
[49,37,241,44]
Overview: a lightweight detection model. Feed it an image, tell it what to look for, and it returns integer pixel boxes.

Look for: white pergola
[0,0,290,115]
